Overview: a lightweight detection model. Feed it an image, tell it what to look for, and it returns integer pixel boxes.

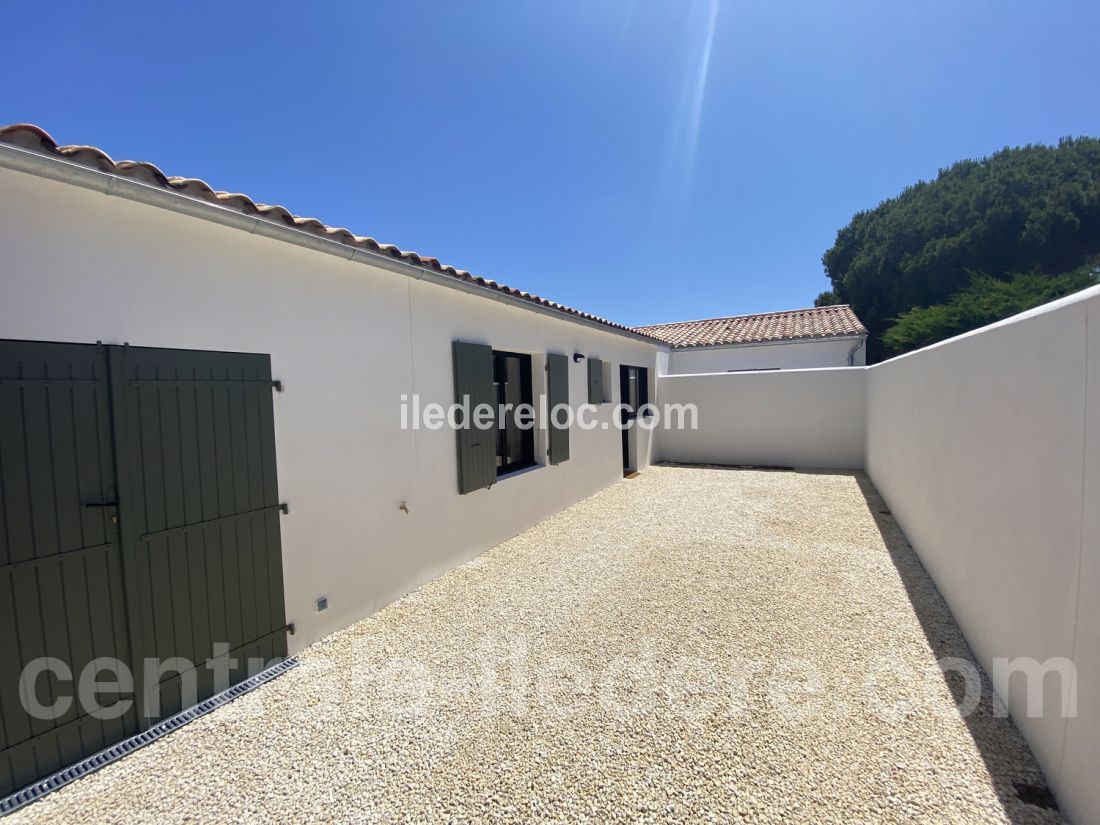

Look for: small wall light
[573,353,585,363]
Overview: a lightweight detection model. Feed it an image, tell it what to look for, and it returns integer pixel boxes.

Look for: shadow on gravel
[849,471,1061,825]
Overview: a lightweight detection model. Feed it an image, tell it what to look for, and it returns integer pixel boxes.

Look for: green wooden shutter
[452,341,496,494]
[546,353,570,465]
[0,340,290,796]
[587,357,603,404]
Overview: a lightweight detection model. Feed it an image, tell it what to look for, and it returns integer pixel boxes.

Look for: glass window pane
[492,351,535,474]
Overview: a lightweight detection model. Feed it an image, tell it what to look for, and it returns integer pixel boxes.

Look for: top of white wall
[871,283,1100,368]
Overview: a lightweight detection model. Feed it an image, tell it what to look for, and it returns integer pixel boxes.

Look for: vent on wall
[0,657,299,817]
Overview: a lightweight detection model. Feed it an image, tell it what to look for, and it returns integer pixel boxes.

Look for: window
[620,365,650,416]
[493,350,535,475]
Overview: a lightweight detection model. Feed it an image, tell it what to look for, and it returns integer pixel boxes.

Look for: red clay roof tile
[634,305,867,348]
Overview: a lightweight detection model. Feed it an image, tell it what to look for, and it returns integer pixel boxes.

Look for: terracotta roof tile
[0,124,657,339]
[634,306,867,348]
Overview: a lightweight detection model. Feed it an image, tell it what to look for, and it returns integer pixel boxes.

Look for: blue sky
[3,1,1098,326]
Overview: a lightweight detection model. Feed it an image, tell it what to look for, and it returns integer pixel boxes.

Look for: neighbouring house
[635,305,868,373]
[0,124,1097,823]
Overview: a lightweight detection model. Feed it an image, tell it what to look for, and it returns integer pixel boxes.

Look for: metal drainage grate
[0,657,299,817]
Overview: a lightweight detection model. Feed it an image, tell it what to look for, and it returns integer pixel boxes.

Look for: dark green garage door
[0,340,288,797]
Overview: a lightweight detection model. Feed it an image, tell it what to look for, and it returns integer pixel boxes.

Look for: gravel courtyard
[11,466,1057,824]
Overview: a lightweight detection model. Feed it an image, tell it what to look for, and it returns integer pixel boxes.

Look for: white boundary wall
[655,367,866,469]
[866,286,1100,825]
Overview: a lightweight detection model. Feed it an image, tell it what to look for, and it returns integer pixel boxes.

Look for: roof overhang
[0,141,666,348]
[669,333,867,352]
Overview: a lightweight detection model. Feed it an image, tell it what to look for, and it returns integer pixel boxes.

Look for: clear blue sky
[3,1,1098,326]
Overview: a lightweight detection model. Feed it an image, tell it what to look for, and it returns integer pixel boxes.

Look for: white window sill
[495,463,543,483]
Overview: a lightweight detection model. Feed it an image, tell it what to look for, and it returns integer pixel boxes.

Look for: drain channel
[0,657,299,817]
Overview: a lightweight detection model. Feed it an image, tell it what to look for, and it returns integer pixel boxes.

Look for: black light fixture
[573,353,585,363]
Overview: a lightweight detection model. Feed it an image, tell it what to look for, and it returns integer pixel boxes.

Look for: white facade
[665,335,866,374]
[0,165,663,652]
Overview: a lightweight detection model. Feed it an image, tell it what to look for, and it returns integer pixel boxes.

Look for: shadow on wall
[848,472,1061,824]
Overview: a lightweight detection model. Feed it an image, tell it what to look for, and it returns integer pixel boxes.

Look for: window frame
[620,364,650,418]
[492,349,536,476]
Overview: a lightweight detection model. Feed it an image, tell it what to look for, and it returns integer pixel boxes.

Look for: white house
[635,305,868,373]
[0,124,667,652]
[0,124,673,795]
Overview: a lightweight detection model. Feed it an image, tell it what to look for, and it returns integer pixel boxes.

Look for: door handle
[84,502,119,509]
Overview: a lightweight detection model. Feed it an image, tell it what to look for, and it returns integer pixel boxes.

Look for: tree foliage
[822,138,1100,359]
[881,266,1098,354]
[813,290,841,307]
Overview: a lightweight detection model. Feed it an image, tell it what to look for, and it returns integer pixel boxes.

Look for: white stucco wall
[665,335,866,374]
[1073,291,1100,825]
[654,368,866,469]
[0,165,662,652]
[865,286,1100,825]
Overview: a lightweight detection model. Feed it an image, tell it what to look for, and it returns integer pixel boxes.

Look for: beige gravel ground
[10,466,1059,824]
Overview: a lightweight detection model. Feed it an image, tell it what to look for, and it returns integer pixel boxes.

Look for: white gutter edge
[0,143,666,348]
